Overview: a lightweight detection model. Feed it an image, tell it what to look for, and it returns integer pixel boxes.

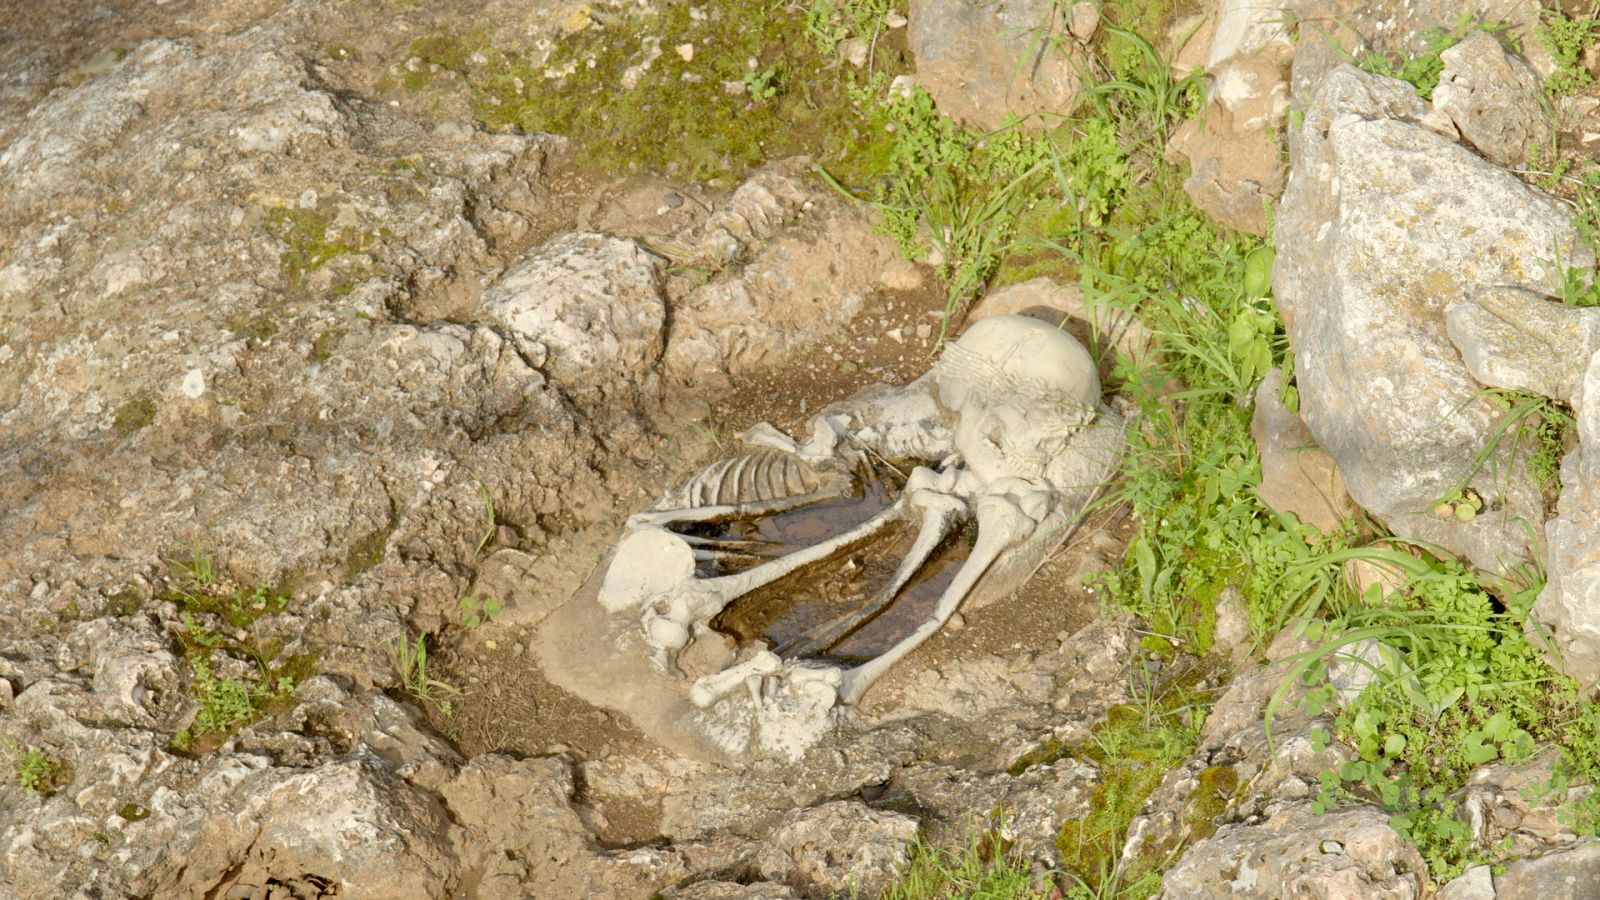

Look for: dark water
[689,471,975,663]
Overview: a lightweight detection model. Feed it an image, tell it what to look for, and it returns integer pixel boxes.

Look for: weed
[1050,674,1208,891]
[172,613,307,752]
[458,596,503,629]
[1352,14,1510,100]
[391,632,459,703]
[161,545,291,629]
[1539,8,1600,98]
[882,832,1052,900]
[3,739,65,796]
[112,397,157,434]
[262,205,373,288]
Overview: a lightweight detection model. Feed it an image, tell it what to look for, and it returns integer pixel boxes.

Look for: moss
[309,327,346,363]
[343,523,392,578]
[262,205,372,288]
[1051,681,1209,890]
[1185,764,1238,841]
[1007,739,1069,776]
[112,398,157,434]
[105,587,143,617]
[393,6,906,183]
[232,315,279,345]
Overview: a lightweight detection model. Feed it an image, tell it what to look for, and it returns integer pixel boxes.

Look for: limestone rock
[664,160,913,381]
[1166,0,1295,233]
[1535,356,1600,687]
[1446,286,1600,411]
[1494,840,1600,898]
[1274,64,1590,572]
[753,801,919,898]
[1438,865,1494,899]
[1251,368,1352,532]
[906,0,1082,129]
[1443,287,1600,686]
[479,232,667,396]
[1433,30,1552,167]
[1160,803,1426,898]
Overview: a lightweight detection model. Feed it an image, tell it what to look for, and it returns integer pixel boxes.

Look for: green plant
[882,831,1053,900]
[391,632,459,702]
[742,65,783,103]
[4,740,65,796]
[1539,8,1600,98]
[172,611,310,752]
[458,596,503,629]
[162,546,291,629]
[1269,550,1578,883]
[1352,14,1510,100]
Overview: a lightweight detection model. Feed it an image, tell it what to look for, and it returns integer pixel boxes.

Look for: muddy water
[691,470,975,663]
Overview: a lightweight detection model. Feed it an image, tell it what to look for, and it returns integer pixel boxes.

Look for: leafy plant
[4,740,65,796]
[172,612,308,752]
[458,596,503,629]
[1352,14,1510,100]
[1539,8,1600,98]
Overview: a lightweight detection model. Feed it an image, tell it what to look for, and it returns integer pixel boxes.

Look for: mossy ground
[391,2,910,184]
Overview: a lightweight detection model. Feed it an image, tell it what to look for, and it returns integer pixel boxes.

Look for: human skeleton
[595,315,1121,757]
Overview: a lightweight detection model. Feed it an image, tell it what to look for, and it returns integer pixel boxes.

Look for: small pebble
[915,323,933,340]
[885,10,907,27]
[664,191,684,208]
[676,43,694,62]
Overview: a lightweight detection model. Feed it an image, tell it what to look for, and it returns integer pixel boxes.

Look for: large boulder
[1273,64,1591,572]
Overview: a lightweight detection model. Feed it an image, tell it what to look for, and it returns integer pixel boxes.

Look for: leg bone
[837,483,1051,705]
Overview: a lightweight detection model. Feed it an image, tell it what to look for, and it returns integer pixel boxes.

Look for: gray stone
[906,0,1082,129]
[1535,356,1600,687]
[1438,865,1494,900]
[666,883,800,900]
[1443,287,1600,687]
[1161,803,1425,898]
[1251,368,1353,532]
[479,232,667,396]
[1494,840,1600,899]
[1274,65,1591,573]
[1433,30,1552,167]
[1446,286,1600,411]
[753,801,919,899]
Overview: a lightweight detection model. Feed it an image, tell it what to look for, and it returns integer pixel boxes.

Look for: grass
[882,833,1053,900]
[391,632,459,704]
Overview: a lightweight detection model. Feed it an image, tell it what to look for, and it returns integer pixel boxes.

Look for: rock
[1438,865,1494,899]
[1446,286,1600,411]
[1534,357,1600,686]
[1274,64,1590,573]
[663,160,911,381]
[753,801,918,898]
[1166,0,1295,233]
[1160,803,1426,898]
[666,883,800,900]
[1251,368,1352,532]
[479,232,667,397]
[882,759,1098,863]
[1432,31,1552,167]
[1068,2,1099,42]
[906,0,1082,129]
[1443,287,1600,685]
[1493,839,1600,898]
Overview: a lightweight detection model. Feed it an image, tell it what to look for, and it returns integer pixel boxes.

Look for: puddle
[692,465,977,663]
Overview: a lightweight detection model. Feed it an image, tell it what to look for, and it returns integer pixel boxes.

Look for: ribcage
[672,447,825,508]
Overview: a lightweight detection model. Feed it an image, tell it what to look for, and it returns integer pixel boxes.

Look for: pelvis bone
[594,315,1123,759]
